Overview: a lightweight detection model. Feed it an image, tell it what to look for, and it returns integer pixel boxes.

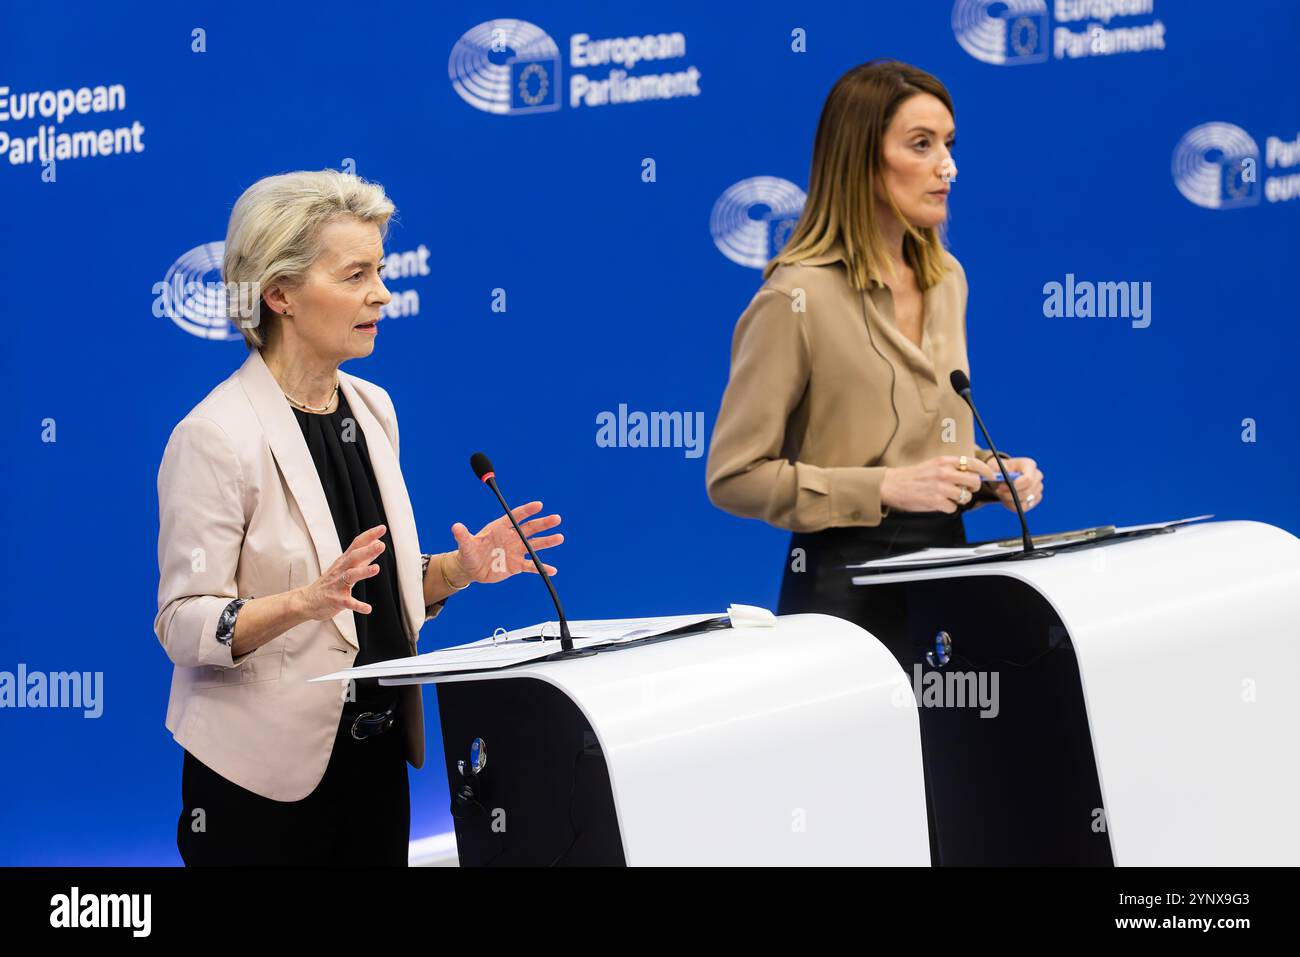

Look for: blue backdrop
[2,0,1297,864]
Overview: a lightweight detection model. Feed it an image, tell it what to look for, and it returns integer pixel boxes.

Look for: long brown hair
[766,59,954,291]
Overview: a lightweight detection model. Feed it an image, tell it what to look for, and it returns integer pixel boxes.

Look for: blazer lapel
[336,373,424,646]
[237,349,360,650]
[237,349,424,648]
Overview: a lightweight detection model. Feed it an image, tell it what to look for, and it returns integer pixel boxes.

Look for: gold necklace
[283,379,339,414]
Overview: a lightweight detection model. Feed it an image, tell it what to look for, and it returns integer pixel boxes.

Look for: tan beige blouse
[705,243,997,533]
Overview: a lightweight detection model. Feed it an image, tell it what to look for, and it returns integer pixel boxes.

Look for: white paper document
[527,613,726,647]
[310,611,749,682]
[846,515,1214,571]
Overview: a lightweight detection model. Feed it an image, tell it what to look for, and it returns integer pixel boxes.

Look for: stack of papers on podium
[311,608,771,682]
[846,515,1213,572]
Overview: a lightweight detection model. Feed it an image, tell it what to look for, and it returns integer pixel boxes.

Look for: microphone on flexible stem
[469,451,592,658]
[948,370,1038,557]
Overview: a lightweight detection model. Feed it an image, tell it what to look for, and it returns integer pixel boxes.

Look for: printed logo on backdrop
[1172,122,1300,209]
[0,82,145,175]
[449,20,561,114]
[952,0,1167,64]
[952,0,1048,64]
[710,177,807,269]
[154,241,432,341]
[449,18,702,113]
[155,242,242,341]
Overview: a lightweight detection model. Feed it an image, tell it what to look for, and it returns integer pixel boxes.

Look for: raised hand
[298,524,386,620]
[450,501,563,584]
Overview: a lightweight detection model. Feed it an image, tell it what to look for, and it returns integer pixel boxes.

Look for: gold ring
[958,455,968,472]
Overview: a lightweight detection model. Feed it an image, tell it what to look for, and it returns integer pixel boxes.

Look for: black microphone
[949,370,1036,555]
[470,451,589,656]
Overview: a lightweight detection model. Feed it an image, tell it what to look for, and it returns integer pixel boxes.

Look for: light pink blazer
[153,347,442,801]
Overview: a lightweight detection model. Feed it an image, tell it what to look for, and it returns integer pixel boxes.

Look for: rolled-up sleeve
[153,415,249,669]
[706,286,888,532]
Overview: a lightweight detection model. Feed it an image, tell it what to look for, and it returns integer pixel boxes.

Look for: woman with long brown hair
[706,59,1045,664]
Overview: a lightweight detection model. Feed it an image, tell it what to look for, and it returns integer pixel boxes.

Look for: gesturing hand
[299,524,386,620]
[451,501,564,584]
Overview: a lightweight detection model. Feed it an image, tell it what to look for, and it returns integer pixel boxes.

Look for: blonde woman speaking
[155,170,564,866]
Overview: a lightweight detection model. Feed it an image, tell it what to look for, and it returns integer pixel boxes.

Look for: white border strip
[409,831,459,867]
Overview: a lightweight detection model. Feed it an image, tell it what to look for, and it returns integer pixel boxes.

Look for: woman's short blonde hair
[222,169,396,350]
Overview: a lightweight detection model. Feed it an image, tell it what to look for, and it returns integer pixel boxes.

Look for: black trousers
[776,510,967,866]
[177,710,410,866]
[777,510,967,662]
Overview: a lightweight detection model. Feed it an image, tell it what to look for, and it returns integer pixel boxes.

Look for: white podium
[850,519,1300,866]
[387,614,930,866]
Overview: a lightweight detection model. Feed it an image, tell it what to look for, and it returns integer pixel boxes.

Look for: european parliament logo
[154,241,247,341]
[448,19,561,115]
[1172,123,1260,210]
[710,177,806,270]
[952,0,1049,65]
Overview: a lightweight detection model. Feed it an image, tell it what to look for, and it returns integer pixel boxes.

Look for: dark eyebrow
[907,126,955,138]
